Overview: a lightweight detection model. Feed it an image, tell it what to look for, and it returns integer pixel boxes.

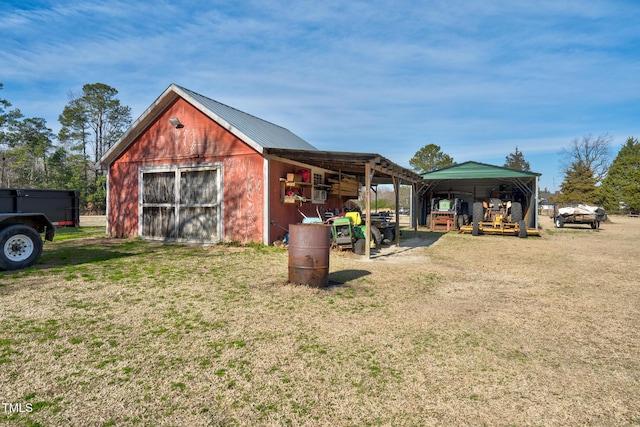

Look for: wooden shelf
[280,178,312,188]
[284,195,307,205]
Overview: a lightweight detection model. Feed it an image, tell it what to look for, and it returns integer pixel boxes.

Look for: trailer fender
[0,213,55,241]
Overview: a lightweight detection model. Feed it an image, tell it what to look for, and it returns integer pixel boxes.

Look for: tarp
[558,204,601,216]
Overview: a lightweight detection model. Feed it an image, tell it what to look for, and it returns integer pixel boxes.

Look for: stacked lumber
[328,175,361,198]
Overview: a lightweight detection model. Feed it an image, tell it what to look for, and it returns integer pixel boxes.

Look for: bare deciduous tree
[560,134,612,183]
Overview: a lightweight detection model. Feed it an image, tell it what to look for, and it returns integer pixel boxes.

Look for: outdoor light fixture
[168,117,184,128]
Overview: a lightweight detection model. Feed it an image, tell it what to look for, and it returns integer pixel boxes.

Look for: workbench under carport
[265,148,424,259]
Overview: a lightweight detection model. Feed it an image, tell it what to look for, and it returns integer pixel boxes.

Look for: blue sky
[1,0,639,191]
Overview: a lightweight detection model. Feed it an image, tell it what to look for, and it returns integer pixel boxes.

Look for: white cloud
[1,0,638,192]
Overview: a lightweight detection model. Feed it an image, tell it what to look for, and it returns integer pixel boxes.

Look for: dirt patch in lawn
[1,216,639,426]
[79,215,106,227]
[368,232,444,263]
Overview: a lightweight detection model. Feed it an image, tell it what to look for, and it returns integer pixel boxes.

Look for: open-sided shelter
[420,161,541,229]
[100,84,422,254]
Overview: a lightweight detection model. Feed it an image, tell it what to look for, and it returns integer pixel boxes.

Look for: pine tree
[504,146,531,171]
[1,82,25,186]
[59,83,132,212]
[4,117,54,187]
[599,137,640,213]
[409,144,455,173]
[59,83,131,174]
[557,161,598,203]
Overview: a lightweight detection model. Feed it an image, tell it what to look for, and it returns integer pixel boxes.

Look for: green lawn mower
[330,211,383,255]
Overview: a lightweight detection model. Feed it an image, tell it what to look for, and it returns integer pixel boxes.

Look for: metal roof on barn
[100,84,423,186]
[422,161,541,180]
[101,83,317,165]
[175,85,317,151]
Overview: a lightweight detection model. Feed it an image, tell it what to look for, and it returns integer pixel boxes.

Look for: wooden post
[365,162,371,259]
[411,182,419,237]
[393,175,400,246]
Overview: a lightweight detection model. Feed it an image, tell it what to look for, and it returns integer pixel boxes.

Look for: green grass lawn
[1,220,639,426]
[48,226,106,241]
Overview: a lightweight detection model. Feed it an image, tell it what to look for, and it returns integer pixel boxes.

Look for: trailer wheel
[591,221,598,230]
[472,202,483,236]
[511,202,523,223]
[555,217,565,228]
[518,220,527,238]
[354,239,366,255]
[0,225,43,271]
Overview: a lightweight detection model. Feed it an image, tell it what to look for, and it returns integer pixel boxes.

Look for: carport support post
[393,175,400,246]
[365,162,372,259]
[411,182,418,237]
[535,176,540,229]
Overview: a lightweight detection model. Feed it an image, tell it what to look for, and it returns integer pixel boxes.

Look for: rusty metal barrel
[288,223,331,288]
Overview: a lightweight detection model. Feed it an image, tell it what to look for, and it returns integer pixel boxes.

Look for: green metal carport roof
[421,161,540,180]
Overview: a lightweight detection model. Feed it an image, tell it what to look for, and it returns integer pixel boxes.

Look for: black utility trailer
[0,189,80,270]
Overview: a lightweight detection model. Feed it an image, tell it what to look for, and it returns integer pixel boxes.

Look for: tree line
[410,137,640,214]
[0,82,131,213]
[2,81,638,214]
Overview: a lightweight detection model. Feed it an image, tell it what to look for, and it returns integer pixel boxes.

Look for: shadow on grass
[327,269,371,287]
[0,240,145,294]
[398,228,447,244]
[369,229,445,259]
[27,238,154,271]
[38,246,137,268]
[52,226,106,241]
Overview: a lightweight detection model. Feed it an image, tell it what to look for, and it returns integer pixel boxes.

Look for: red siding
[108,98,264,243]
[268,159,344,242]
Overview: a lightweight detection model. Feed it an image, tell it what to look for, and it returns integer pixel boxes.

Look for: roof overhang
[264,148,423,185]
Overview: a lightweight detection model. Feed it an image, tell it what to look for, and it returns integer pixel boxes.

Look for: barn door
[140,165,222,243]
[141,171,177,240]
[178,169,220,241]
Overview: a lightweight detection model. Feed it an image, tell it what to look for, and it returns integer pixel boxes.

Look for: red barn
[101,84,422,246]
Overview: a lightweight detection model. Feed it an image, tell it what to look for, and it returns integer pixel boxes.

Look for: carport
[265,148,424,258]
[420,161,541,229]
